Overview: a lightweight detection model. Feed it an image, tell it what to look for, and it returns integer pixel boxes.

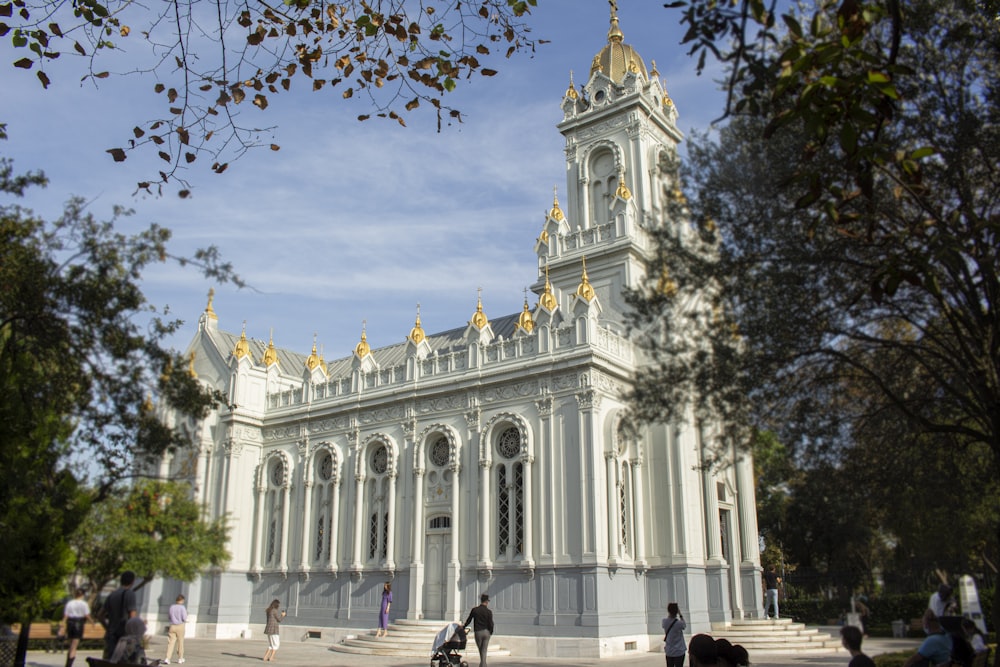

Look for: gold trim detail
[204,288,218,320]
[576,256,596,302]
[470,289,489,330]
[261,329,279,367]
[355,321,371,358]
[409,305,426,345]
[233,321,251,360]
[540,264,558,311]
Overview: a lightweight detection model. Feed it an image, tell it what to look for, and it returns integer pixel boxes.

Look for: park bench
[11,621,104,640]
[9,622,104,653]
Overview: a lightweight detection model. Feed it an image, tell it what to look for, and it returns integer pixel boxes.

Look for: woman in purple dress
[376,582,392,637]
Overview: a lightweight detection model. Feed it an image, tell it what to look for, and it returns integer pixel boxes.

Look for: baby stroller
[430,622,468,667]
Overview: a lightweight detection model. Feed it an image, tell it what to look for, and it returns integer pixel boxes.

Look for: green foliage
[73,480,229,598]
[0,124,237,650]
[1,0,540,193]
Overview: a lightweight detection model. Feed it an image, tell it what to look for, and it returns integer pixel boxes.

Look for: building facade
[145,8,763,658]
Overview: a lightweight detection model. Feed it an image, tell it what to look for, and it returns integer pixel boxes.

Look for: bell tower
[534,3,683,324]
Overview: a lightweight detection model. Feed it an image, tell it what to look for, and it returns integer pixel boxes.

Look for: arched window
[495,427,525,561]
[589,150,617,225]
[312,450,337,564]
[365,443,391,562]
[264,457,285,567]
[612,425,637,561]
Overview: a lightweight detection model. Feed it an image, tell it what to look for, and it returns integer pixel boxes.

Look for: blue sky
[3,1,725,361]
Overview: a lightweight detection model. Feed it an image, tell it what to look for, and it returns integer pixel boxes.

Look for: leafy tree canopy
[1,0,540,193]
[628,0,999,628]
[73,480,230,604]
[0,125,238,634]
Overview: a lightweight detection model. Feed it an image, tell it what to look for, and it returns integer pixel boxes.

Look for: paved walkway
[23,630,920,667]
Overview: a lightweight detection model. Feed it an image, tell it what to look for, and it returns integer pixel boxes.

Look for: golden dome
[650,59,660,79]
[305,336,325,373]
[261,330,279,367]
[355,323,371,358]
[589,8,649,84]
[516,293,535,333]
[565,71,578,100]
[470,291,489,330]
[233,322,251,360]
[540,264,558,311]
[549,186,565,221]
[409,306,426,344]
[576,257,596,302]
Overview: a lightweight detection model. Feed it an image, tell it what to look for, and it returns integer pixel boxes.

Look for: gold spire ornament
[615,163,632,200]
[549,186,565,221]
[188,351,198,378]
[470,289,489,330]
[204,288,218,320]
[233,321,251,360]
[516,288,536,333]
[540,263,558,311]
[409,304,426,344]
[306,332,324,372]
[576,257,596,302]
[262,328,279,367]
[565,70,578,100]
[355,321,371,358]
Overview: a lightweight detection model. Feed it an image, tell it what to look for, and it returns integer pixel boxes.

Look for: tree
[2,0,540,193]
[629,0,999,646]
[0,127,237,665]
[73,480,229,604]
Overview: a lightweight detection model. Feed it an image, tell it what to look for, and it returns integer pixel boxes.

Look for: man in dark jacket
[102,571,137,659]
[463,594,494,667]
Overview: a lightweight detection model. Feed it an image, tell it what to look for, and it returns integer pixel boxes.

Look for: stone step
[706,620,843,656]
[330,620,509,658]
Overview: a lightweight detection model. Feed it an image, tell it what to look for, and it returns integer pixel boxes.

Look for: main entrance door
[423,517,451,620]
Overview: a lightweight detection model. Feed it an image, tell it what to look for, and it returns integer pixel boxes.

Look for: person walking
[662,602,687,667]
[262,599,285,662]
[763,564,782,619]
[840,625,876,667]
[101,571,137,659]
[463,594,494,667]
[164,594,188,664]
[60,588,94,667]
[375,582,392,638]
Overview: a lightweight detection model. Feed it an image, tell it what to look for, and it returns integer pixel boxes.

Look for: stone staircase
[330,619,511,658]
[710,618,843,655]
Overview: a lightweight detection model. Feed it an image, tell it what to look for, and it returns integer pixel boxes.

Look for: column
[299,480,314,571]
[605,452,620,564]
[449,464,460,564]
[735,452,759,563]
[409,462,425,620]
[328,477,341,573]
[699,426,722,562]
[384,472,397,570]
[520,455,534,567]
[412,468,426,564]
[478,459,491,567]
[351,474,365,570]
[278,483,291,572]
[250,474,266,572]
[632,457,648,569]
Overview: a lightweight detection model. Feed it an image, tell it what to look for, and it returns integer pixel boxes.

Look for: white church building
[146,7,763,658]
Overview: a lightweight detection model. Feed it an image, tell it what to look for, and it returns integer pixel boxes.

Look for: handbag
[664,618,678,642]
